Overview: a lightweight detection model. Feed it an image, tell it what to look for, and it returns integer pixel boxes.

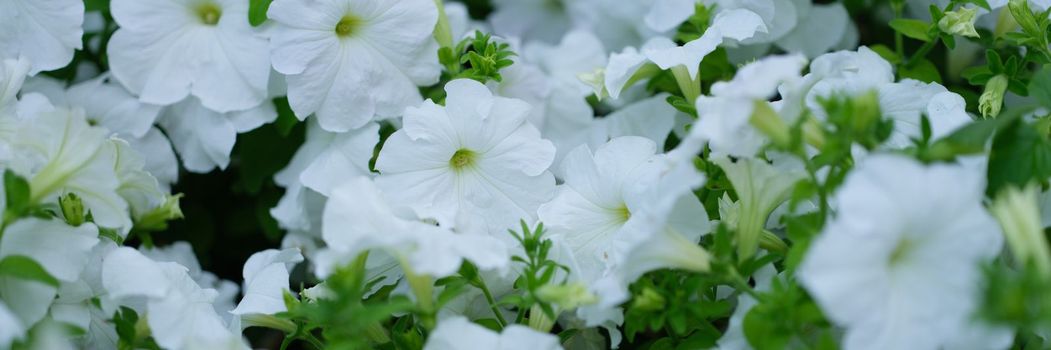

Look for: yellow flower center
[449,149,477,171]
[195,3,222,25]
[335,15,363,38]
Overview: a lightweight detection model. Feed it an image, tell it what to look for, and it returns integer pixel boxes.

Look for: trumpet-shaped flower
[424,316,563,350]
[268,0,441,132]
[3,107,133,233]
[799,155,1008,350]
[102,247,248,350]
[0,218,99,327]
[714,154,806,259]
[158,96,276,173]
[108,0,270,112]
[318,177,509,279]
[375,79,556,234]
[0,0,84,74]
[230,248,304,316]
[0,58,30,116]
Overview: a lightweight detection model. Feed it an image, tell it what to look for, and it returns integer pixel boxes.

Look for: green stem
[399,256,436,330]
[432,0,454,49]
[671,65,701,105]
[475,276,509,329]
[904,37,939,68]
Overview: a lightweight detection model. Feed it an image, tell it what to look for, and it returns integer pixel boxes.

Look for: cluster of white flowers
[3,0,1049,349]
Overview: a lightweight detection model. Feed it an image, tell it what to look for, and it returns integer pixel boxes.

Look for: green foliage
[623,270,730,348]
[3,170,31,220]
[889,19,933,42]
[742,278,835,350]
[987,117,1051,196]
[0,255,60,288]
[438,31,516,84]
[114,306,161,350]
[503,221,571,323]
[281,254,416,350]
[979,261,1051,335]
[248,0,272,26]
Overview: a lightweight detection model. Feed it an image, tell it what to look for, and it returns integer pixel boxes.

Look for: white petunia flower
[0,301,24,349]
[268,0,441,132]
[16,75,179,188]
[158,96,276,173]
[0,218,99,328]
[539,137,706,285]
[3,107,133,234]
[799,154,1009,350]
[684,54,808,158]
[714,154,806,259]
[108,0,270,112]
[775,3,857,58]
[102,247,248,350]
[0,58,31,116]
[375,79,556,234]
[424,316,563,350]
[0,0,84,74]
[230,248,303,316]
[318,176,509,279]
[603,7,767,101]
[141,242,240,318]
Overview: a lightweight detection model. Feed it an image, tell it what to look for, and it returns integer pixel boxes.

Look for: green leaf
[4,170,31,215]
[248,0,272,26]
[898,58,942,83]
[0,255,60,287]
[84,0,110,12]
[987,118,1051,196]
[868,44,901,65]
[1029,65,1051,110]
[889,19,932,42]
[272,97,299,137]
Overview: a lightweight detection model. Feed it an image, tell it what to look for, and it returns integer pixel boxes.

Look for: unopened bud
[980,75,1009,118]
[939,7,980,38]
[59,192,85,226]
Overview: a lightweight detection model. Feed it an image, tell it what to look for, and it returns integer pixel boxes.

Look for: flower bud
[938,7,980,38]
[990,184,1051,275]
[631,287,666,311]
[59,192,85,226]
[979,74,1009,118]
[537,283,597,310]
[748,100,790,149]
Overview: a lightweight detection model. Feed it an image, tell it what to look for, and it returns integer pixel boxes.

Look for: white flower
[489,0,583,44]
[642,9,767,78]
[230,248,303,316]
[141,242,240,317]
[102,247,248,350]
[318,176,509,279]
[603,8,767,100]
[685,54,808,158]
[375,79,556,234]
[108,0,270,112]
[878,81,974,149]
[804,47,895,117]
[158,96,276,173]
[775,3,857,58]
[0,218,99,328]
[424,316,563,350]
[0,301,24,349]
[713,154,806,259]
[268,118,378,235]
[0,58,31,115]
[799,154,1008,350]
[539,137,704,284]
[268,0,441,132]
[523,30,608,96]
[0,0,84,74]
[63,75,163,139]
[4,107,133,234]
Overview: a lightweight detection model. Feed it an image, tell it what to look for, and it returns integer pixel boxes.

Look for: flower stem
[475,275,509,329]
[671,65,701,104]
